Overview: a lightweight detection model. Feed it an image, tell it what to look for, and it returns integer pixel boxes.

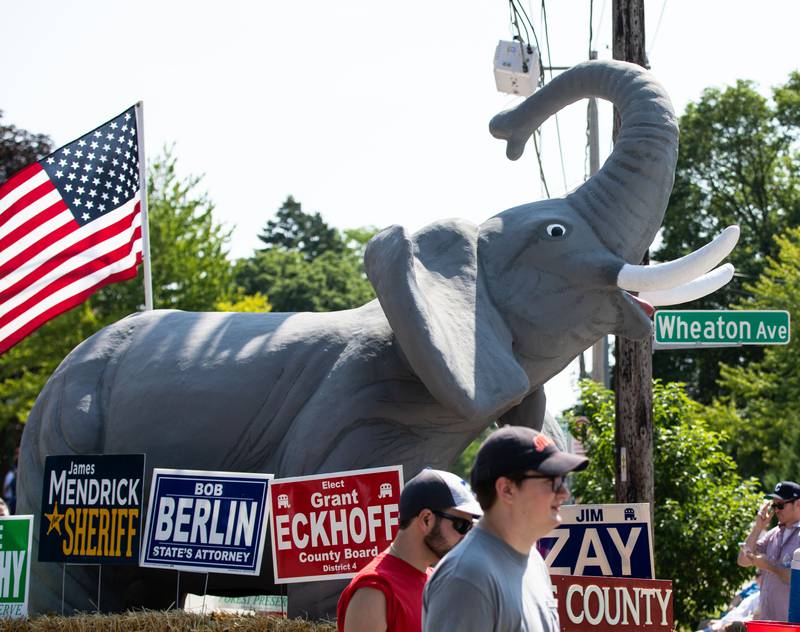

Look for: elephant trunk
[489,60,678,263]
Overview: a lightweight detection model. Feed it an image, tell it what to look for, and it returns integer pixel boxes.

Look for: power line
[647,0,669,59]
[532,132,551,199]
[540,0,569,193]
[591,0,608,50]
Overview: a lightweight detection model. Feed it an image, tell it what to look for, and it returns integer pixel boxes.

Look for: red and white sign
[269,466,403,583]
[551,575,673,631]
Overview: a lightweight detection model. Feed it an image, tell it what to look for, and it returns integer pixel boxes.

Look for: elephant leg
[498,386,546,430]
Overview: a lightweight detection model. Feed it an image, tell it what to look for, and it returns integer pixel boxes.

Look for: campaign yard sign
[538,504,654,579]
[38,454,145,564]
[140,469,272,575]
[269,465,403,583]
[0,515,33,618]
[550,575,673,631]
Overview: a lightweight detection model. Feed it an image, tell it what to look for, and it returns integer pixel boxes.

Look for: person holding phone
[738,481,800,621]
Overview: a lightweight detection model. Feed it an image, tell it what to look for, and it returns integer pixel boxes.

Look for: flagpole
[134,101,154,311]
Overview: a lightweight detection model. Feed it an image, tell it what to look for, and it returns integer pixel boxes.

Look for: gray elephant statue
[18,60,737,617]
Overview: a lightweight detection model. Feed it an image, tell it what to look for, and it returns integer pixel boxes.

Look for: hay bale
[0,611,337,631]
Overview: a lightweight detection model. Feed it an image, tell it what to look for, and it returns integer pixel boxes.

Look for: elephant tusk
[617,225,739,292]
[638,264,735,306]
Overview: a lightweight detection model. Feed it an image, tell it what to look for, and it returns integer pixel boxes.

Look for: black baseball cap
[471,426,588,487]
[399,469,483,522]
[767,481,800,502]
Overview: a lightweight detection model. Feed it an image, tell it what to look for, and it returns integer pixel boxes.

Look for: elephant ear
[365,219,529,422]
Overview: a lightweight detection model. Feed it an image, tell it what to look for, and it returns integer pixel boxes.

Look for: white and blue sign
[140,469,273,575]
[537,503,655,579]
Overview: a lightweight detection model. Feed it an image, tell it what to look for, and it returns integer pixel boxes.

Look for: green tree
[216,292,272,313]
[0,148,234,463]
[234,248,374,312]
[653,73,800,402]
[713,225,800,484]
[258,195,344,260]
[566,380,762,628]
[92,148,233,317]
[0,111,52,183]
[235,198,376,312]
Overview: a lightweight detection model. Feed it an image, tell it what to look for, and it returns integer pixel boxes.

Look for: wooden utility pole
[612,0,654,505]
[588,50,609,389]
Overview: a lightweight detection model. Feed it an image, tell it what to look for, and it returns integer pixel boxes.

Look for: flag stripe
[0,208,142,312]
[0,164,48,211]
[0,199,141,292]
[0,180,59,235]
[0,238,143,345]
[0,252,142,355]
[0,211,77,272]
[0,230,143,328]
[0,194,67,252]
[0,195,139,278]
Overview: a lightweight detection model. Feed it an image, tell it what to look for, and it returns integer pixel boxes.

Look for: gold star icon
[44,502,65,536]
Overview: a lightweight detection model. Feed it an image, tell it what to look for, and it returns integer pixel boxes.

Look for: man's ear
[416,509,435,533]
[494,476,516,506]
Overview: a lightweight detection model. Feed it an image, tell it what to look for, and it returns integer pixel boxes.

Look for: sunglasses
[773,500,796,510]
[432,510,474,535]
[514,474,566,493]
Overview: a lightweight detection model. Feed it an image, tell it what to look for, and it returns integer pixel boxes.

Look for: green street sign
[654,310,791,346]
[0,515,33,619]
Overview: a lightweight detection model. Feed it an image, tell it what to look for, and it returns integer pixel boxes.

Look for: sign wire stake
[176,570,181,610]
[61,564,65,616]
[202,573,209,615]
[97,564,102,613]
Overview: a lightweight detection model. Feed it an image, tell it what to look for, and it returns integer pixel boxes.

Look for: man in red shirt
[337,469,482,632]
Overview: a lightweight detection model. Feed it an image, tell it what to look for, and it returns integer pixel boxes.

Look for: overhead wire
[508,0,549,196]
[647,0,669,59]
[540,0,569,193]
[591,0,608,50]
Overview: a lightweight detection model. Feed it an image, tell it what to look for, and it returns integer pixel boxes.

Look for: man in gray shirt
[423,426,588,631]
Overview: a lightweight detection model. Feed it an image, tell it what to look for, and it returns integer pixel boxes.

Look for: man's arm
[746,554,791,584]
[342,587,388,632]
[738,501,771,568]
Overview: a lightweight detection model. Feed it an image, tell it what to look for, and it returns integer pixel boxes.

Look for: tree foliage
[566,380,762,628]
[235,199,376,312]
[653,73,800,402]
[0,111,52,184]
[92,148,233,316]
[712,225,800,484]
[258,196,345,260]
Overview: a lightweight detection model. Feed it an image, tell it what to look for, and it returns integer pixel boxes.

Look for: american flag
[0,106,144,354]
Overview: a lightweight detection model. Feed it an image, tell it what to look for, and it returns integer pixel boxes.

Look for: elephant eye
[546,223,567,238]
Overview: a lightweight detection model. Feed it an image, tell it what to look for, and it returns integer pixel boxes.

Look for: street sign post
[654,310,791,347]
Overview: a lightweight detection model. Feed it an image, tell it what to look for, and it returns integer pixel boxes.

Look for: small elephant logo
[277,494,290,509]
[624,507,636,521]
[378,483,393,499]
